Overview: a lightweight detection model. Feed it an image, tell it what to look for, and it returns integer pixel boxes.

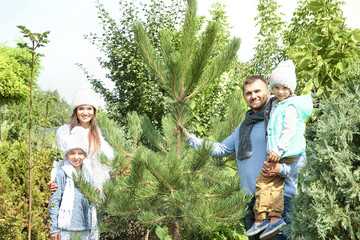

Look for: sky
[1,0,360,108]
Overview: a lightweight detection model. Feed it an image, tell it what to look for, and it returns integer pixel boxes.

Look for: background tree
[290,60,360,239]
[283,0,360,97]
[0,44,41,106]
[1,89,70,144]
[80,0,185,128]
[249,0,286,78]
[0,44,41,142]
[16,25,50,240]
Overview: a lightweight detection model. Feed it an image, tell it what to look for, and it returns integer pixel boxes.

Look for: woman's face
[76,105,94,126]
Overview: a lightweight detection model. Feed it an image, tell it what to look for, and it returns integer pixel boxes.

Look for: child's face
[66,148,85,170]
[272,85,291,102]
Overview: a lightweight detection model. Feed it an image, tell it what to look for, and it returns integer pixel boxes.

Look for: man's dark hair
[242,75,267,93]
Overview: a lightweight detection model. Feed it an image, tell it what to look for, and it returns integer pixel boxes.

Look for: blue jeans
[243,195,292,240]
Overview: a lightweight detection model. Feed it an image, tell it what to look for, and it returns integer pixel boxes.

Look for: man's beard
[251,95,269,111]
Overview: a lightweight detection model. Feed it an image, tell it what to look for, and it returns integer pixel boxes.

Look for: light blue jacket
[49,164,93,234]
[186,121,306,198]
[267,95,313,158]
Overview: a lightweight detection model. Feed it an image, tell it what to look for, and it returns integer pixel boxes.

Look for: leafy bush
[0,141,60,240]
[291,61,360,239]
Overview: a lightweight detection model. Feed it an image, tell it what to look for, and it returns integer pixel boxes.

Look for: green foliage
[290,61,360,239]
[1,89,70,143]
[16,25,50,57]
[81,0,185,128]
[0,141,60,240]
[87,112,250,238]
[249,0,286,78]
[133,0,240,129]
[0,44,40,105]
[283,0,360,98]
[155,225,172,240]
[188,3,243,136]
[75,1,249,238]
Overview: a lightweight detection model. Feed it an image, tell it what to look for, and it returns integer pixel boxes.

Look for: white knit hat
[64,126,88,158]
[71,88,99,111]
[269,60,297,93]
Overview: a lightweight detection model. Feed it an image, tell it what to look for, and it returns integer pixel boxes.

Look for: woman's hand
[50,232,61,240]
[47,180,58,194]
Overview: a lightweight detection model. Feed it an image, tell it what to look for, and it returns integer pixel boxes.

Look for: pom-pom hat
[71,88,99,111]
[269,60,297,94]
[64,126,88,158]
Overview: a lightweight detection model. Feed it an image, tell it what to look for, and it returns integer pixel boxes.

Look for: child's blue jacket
[49,168,93,234]
[267,95,313,158]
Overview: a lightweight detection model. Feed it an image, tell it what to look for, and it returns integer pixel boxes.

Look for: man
[180,75,306,240]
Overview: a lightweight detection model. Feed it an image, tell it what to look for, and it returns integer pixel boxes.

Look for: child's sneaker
[246,219,270,237]
[259,218,286,239]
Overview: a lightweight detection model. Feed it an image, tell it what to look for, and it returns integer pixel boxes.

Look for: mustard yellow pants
[253,156,297,221]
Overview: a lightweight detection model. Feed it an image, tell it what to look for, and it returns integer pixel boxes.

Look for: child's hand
[50,232,61,240]
[267,151,280,162]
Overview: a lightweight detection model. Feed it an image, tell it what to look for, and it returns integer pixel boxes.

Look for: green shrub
[0,141,60,240]
[291,61,360,239]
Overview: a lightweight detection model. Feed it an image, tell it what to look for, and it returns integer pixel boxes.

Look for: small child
[49,126,96,240]
[246,60,313,239]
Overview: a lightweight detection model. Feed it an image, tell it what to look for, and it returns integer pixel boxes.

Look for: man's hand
[47,180,58,194]
[175,124,189,139]
[50,232,61,240]
[261,159,280,177]
[267,151,280,162]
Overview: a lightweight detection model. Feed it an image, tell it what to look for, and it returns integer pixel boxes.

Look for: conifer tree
[77,0,250,239]
[290,61,360,239]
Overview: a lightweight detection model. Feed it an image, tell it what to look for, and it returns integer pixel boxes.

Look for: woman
[49,88,113,192]
[48,88,114,239]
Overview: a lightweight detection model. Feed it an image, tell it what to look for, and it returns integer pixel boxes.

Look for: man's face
[243,79,270,113]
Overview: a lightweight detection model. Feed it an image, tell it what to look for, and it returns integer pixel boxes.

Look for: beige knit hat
[269,60,297,93]
[71,88,99,111]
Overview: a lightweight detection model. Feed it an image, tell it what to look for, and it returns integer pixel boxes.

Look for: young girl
[49,126,96,240]
[246,60,313,239]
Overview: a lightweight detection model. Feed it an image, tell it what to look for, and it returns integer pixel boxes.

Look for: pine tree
[77,0,250,239]
[290,60,360,239]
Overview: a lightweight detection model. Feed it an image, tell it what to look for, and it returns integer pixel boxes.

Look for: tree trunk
[172,220,181,240]
[176,103,183,157]
[27,46,35,240]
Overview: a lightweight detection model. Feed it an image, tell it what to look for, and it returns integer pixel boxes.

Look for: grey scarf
[237,108,266,160]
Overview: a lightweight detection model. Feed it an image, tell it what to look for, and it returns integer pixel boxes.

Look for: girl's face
[272,85,291,102]
[66,148,85,170]
[77,105,94,127]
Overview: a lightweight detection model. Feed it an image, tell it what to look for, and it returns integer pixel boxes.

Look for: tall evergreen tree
[77,0,250,239]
